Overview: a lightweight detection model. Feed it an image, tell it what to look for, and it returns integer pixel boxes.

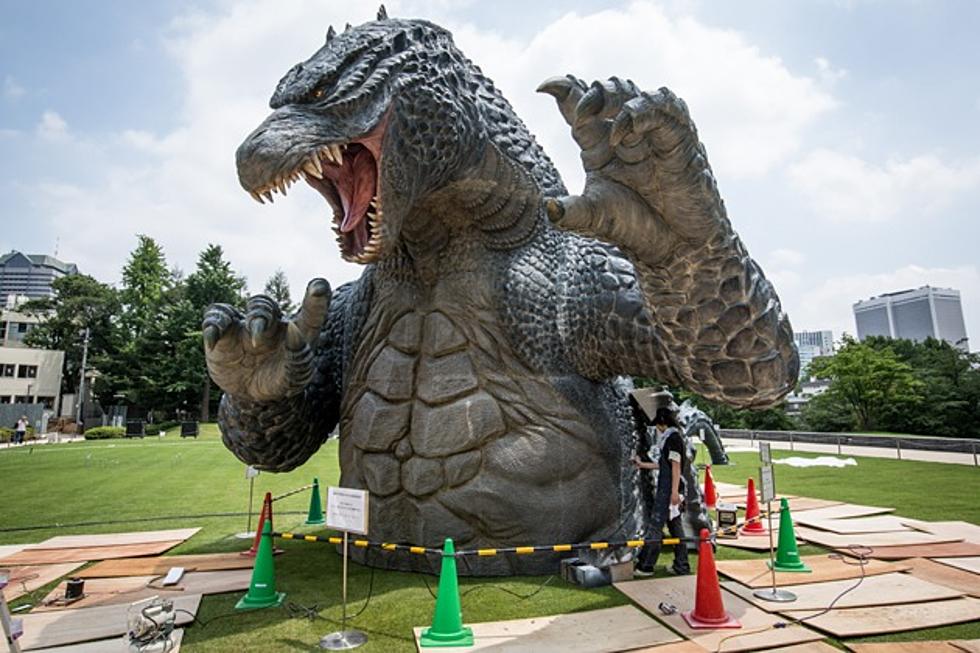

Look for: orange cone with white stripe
[682,529,741,629]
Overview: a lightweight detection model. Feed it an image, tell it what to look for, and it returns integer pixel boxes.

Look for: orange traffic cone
[703,465,717,510]
[242,493,283,557]
[740,478,767,536]
[682,529,741,629]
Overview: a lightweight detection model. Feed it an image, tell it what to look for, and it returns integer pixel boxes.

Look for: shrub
[0,426,37,442]
[83,426,125,440]
[145,421,180,436]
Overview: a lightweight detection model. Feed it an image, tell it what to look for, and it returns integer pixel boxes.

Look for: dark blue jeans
[638,468,690,573]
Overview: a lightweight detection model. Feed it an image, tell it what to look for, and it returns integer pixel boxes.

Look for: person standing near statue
[14,415,28,445]
[633,406,691,577]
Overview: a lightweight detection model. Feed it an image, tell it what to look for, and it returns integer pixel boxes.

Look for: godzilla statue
[203,7,799,575]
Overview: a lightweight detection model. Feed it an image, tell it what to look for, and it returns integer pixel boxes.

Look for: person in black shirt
[632,406,691,576]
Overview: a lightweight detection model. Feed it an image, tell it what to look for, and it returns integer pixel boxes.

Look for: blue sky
[2,0,978,345]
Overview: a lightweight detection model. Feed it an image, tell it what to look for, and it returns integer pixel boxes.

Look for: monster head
[236,6,563,264]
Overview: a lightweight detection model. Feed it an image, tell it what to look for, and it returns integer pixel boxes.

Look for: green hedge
[0,427,37,443]
[83,426,125,440]
[145,421,180,436]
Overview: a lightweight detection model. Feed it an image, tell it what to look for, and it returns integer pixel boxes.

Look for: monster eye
[312,87,325,100]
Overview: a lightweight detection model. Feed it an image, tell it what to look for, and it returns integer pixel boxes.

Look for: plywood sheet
[903,521,980,544]
[35,569,252,611]
[17,594,200,650]
[848,643,961,652]
[779,597,980,637]
[0,544,30,559]
[802,516,912,534]
[902,558,980,597]
[30,528,199,551]
[851,542,980,560]
[0,563,85,601]
[0,540,183,566]
[782,498,845,513]
[795,526,958,549]
[933,557,980,575]
[31,628,183,652]
[952,640,980,653]
[75,552,256,578]
[767,644,842,653]
[717,529,790,551]
[411,605,680,652]
[615,576,824,652]
[716,555,910,588]
[723,572,962,612]
[714,482,747,495]
[794,505,895,524]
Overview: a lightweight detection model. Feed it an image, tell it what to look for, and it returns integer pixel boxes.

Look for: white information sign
[759,442,771,465]
[326,487,370,535]
[759,465,775,503]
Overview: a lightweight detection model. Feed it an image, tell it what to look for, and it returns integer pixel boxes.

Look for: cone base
[240,546,284,558]
[419,625,474,648]
[768,559,812,573]
[305,517,326,525]
[682,609,741,629]
[739,526,768,536]
[235,590,286,611]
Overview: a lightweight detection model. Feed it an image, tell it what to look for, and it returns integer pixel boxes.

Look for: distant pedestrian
[14,415,28,445]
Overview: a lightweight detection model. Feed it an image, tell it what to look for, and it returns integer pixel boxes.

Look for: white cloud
[36,111,69,141]
[787,148,980,222]
[3,75,25,100]
[24,0,837,299]
[785,264,980,345]
[814,56,847,85]
[767,248,806,267]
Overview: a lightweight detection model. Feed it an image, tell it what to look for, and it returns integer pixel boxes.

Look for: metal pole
[837,436,842,456]
[342,531,348,633]
[75,327,90,430]
[789,432,794,451]
[247,476,255,534]
[752,500,795,602]
[973,442,977,467]
[896,438,902,460]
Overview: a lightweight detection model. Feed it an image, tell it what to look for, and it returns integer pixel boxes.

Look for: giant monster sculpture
[203,8,799,575]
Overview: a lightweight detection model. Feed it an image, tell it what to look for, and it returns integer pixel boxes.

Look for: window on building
[17,365,38,379]
[17,322,28,333]
[0,321,6,338]
[37,396,55,409]
[0,396,10,404]
[1,364,14,377]
[13,395,31,404]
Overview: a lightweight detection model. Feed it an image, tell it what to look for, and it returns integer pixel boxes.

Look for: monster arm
[209,279,367,472]
[543,77,799,408]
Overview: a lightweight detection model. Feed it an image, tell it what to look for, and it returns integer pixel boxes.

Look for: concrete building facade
[0,250,78,301]
[0,308,65,410]
[794,330,834,375]
[853,286,969,351]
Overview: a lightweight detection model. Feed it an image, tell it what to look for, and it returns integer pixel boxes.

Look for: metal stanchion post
[320,531,367,650]
[896,439,902,460]
[752,498,795,603]
[789,432,794,451]
[973,442,977,467]
[837,436,842,456]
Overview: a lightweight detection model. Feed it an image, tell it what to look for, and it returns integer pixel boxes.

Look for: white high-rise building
[794,330,834,375]
[853,286,969,351]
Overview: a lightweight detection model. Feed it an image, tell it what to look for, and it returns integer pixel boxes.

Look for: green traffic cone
[420,539,474,647]
[767,498,811,573]
[236,519,286,610]
[305,477,325,525]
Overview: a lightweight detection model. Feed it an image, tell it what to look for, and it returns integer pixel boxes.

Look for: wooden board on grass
[0,563,85,601]
[794,526,958,549]
[17,594,200,650]
[849,542,980,560]
[779,597,980,638]
[75,552,256,578]
[723,572,962,612]
[902,521,980,544]
[902,558,980,597]
[716,555,910,588]
[35,569,252,611]
[799,516,912,534]
[952,640,980,653]
[411,605,680,652]
[793,504,895,523]
[716,528,791,551]
[933,556,980,575]
[848,643,964,652]
[615,576,824,652]
[782,498,845,513]
[30,629,183,652]
[0,544,30,559]
[29,528,199,550]
[0,540,183,566]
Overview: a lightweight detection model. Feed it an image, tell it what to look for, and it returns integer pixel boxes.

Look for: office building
[794,330,834,374]
[0,250,78,301]
[0,308,64,409]
[853,286,969,351]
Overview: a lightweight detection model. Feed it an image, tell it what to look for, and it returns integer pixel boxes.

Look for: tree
[183,244,247,420]
[808,335,924,431]
[120,235,170,339]
[21,274,124,405]
[264,268,294,314]
[799,390,854,432]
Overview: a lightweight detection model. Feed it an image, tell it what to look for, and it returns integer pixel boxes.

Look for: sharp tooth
[304,159,323,179]
[322,147,337,166]
[276,179,287,195]
[329,144,343,165]
[250,191,264,204]
[262,190,274,203]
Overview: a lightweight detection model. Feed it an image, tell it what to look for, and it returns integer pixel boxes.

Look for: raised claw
[535,76,575,101]
[574,82,606,124]
[203,324,220,350]
[248,316,267,348]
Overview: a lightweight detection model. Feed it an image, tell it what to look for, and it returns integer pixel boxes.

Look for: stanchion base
[752,588,797,602]
[235,531,257,539]
[319,630,368,650]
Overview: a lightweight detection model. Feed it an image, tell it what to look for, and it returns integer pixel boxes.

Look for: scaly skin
[202,9,798,574]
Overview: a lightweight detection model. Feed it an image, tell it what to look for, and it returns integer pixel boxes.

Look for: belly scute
[410,392,505,457]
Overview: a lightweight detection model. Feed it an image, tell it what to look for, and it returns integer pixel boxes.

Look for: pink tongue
[339,149,377,234]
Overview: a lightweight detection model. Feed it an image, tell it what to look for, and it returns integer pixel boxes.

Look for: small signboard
[759,465,775,503]
[759,442,771,465]
[326,487,370,535]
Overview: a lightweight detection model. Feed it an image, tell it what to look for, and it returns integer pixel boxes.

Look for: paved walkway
[0,434,85,450]
[722,437,979,466]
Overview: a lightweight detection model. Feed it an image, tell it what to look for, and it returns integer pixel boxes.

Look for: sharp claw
[203,324,219,350]
[545,198,564,223]
[575,84,605,122]
[249,317,266,348]
[536,76,573,100]
[306,278,330,298]
[285,322,305,351]
[610,112,634,147]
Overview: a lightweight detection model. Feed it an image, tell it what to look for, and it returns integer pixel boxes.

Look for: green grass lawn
[0,427,977,651]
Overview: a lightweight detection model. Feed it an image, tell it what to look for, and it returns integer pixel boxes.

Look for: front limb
[541,77,799,407]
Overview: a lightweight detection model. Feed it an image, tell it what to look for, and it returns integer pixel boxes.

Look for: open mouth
[245,127,385,264]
